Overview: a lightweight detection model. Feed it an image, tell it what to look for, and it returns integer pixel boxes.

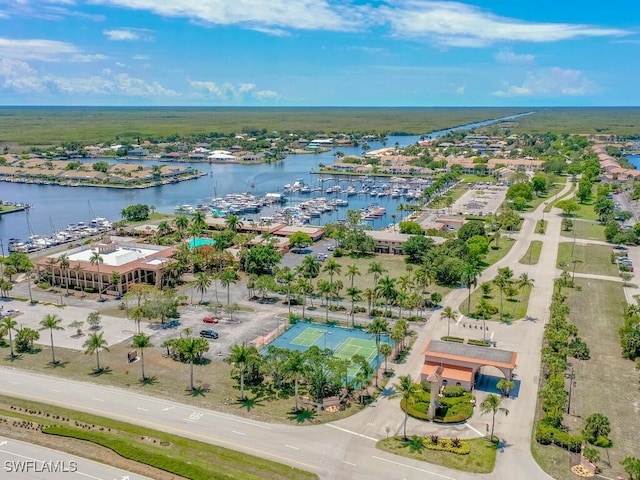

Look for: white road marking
[326,423,377,441]
[284,445,299,450]
[341,460,357,466]
[136,407,148,412]
[161,407,175,411]
[456,314,464,325]
[91,397,104,402]
[232,430,246,436]
[50,389,61,392]
[371,456,457,480]
[465,423,484,436]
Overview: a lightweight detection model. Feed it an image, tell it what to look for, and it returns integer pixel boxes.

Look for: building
[36,239,177,296]
[421,340,517,390]
[365,230,445,254]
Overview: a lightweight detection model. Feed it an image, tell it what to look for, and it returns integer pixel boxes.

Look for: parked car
[202,317,219,324]
[327,245,335,251]
[200,329,219,339]
[613,245,628,250]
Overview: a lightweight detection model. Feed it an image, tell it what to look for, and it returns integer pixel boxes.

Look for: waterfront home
[365,230,445,255]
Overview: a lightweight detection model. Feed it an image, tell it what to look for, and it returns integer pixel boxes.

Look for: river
[0,112,532,249]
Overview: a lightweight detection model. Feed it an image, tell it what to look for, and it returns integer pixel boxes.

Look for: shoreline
[0,171,206,189]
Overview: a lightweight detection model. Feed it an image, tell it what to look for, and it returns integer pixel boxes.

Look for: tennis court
[267,323,393,373]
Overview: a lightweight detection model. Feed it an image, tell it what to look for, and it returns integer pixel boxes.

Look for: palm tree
[366,317,389,387]
[480,393,509,441]
[39,313,64,364]
[299,255,321,279]
[317,279,333,322]
[193,271,212,303]
[367,261,386,288]
[441,306,457,337]
[460,261,481,314]
[394,375,421,440]
[83,332,109,372]
[516,272,535,307]
[180,337,209,391]
[156,220,172,238]
[347,286,362,327]
[58,253,70,296]
[130,305,145,334]
[1,317,18,358]
[493,267,514,322]
[379,343,393,374]
[132,333,152,381]
[295,277,313,320]
[191,211,207,232]
[220,268,239,306]
[72,263,84,292]
[345,263,361,289]
[276,266,296,313]
[89,251,104,301]
[496,378,516,397]
[228,343,258,401]
[110,271,122,297]
[376,275,397,315]
[323,259,342,307]
[285,350,307,412]
[225,214,243,232]
[174,215,189,238]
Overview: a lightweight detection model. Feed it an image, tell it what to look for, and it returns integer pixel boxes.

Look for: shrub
[332,247,343,257]
[38,281,50,289]
[434,413,468,424]
[594,436,612,448]
[467,339,491,347]
[441,336,464,343]
[423,437,470,455]
[442,385,466,398]
[84,287,95,293]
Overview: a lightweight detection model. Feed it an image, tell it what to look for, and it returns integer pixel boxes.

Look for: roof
[422,362,473,382]
[422,339,517,370]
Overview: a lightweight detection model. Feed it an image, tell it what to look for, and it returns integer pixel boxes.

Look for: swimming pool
[189,237,217,248]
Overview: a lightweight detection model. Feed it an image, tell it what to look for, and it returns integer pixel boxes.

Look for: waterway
[0,112,532,249]
[625,154,640,169]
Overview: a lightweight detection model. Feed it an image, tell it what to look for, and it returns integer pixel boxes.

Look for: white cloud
[495,50,536,65]
[116,61,127,68]
[72,53,108,62]
[132,54,150,60]
[0,37,105,62]
[0,1,105,21]
[189,79,280,101]
[455,85,465,95]
[95,0,369,32]
[493,67,596,97]
[103,28,154,41]
[379,1,630,47]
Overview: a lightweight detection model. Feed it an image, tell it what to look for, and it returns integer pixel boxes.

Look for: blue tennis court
[267,323,393,374]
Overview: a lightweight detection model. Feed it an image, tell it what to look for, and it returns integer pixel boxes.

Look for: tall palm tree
[285,350,306,412]
[191,211,207,232]
[132,333,152,381]
[89,251,104,301]
[174,215,189,239]
[441,306,457,337]
[516,272,535,307]
[393,375,421,440]
[156,220,172,238]
[493,267,514,322]
[193,271,212,303]
[345,263,360,289]
[299,255,321,279]
[347,286,362,327]
[323,259,342,307]
[276,266,296,313]
[317,279,333,322]
[228,342,257,401]
[180,337,209,391]
[220,268,239,306]
[130,305,145,334]
[367,261,387,288]
[225,214,243,232]
[58,253,70,296]
[460,261,481,314]
[1,317,18,358]
[366,317,389,387]
[83,332,109,372]
[480,393,510,441]
[72,263,84,292]
[363,287,375,316]
[39,313,64,364]
[379,343,393,374]
[376,275,397,315]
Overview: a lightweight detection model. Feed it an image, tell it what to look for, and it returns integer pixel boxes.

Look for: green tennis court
[290,327,326,347]
[334,338,378,364]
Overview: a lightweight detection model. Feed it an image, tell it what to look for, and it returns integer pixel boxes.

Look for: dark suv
[200,329,219,339]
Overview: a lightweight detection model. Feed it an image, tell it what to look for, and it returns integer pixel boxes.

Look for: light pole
[566,363,575,414]
[323,331,332,350]
[571,259,582,283]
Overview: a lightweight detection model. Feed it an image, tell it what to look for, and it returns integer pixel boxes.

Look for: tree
[379,343,393,374]
[583,413,611,445]
[132,333,152,381]
[240,244,282,275]
[275,266,295,313]
[317,279,333,322]
[193,271,212,303]
[299,255,321,279]
[461,261,481,314]
[458,220,486,242]
[174,215,189,238]
[1,317,18,358]
[58,253,70,296]
[347,286,362,327]
[121,204,150,222]
[345,263,361,289]
[180,337,209,391]
[480,393,509,441]
[289,231,312,251]
[83,332,109,372]
[516,272,535,307]
[224,214,244,232]
[441,306,457,337]
[493,267,514,322]
[228,343,259,401]
[496,378,515,397]
[15,327,39,353]
[367,261,387,288]
[393,375,421,440]
[622,456,640,480]
[403,235,435,264]
[376,276,397,315]
[366,317,389,388]
[86,311,101,330]
[89,251,104,301]
[398,221,424,235]
[285,350,307,412]
[556,199,579,216]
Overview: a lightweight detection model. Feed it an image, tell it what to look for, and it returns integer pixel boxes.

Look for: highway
[0,436,149,480]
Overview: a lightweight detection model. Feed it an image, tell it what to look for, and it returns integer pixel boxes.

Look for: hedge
[467,339,491,347]
[441,336,464,343]
[535,423,582,452]
[423,437,470,455]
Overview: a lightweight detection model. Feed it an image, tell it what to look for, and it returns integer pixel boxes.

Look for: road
[0,437,149,480]
[0,182,576,480]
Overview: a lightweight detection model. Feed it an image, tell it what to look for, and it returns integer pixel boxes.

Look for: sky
[0,0,638,107]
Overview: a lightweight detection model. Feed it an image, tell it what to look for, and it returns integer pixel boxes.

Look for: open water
[0,112,532,249]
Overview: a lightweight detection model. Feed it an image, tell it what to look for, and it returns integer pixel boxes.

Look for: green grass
[559,220,606,241]
[519,240,543,265]
[377,436,497,473]
[526,180,566,211]
[511,107,640,136]
[460,174,497,184]
[483,236,516,267]
[428,184,468,209]
[568,197,599,221]
[459,283,533,322]
[0,107,530,145]
[0,397,318,480]
[545,182,576,212]
[556,242,618,277]
[535,220,547,234]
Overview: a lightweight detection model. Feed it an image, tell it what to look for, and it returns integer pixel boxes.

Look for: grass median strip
[0,396,318,480]
[519,240,543,265]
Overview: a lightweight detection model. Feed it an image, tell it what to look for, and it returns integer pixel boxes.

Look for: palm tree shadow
[238,395,265,411]
[90,366,112,376]
[186,386,207,397]
[287,408,317,424]
[140,376,158,385]
[46,360,70,369]
[4,354,22,362]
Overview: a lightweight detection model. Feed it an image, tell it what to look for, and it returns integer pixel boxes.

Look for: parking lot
[451,184,509,217]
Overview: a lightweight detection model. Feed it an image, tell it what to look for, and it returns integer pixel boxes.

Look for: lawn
[559,220,606,242]
[519,240,543,265]
[526,180,566,211]
[460,174,497,184]
[458,280,533,322]
[0,397,318,480]
[556,242,618,277]
[545,182,576,212]
[569,198,599,221]
[483,236,516,267]
[563,279,637,479]
[377,436,497,473]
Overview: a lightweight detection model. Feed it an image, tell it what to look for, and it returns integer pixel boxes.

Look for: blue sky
[0,0,638,106]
